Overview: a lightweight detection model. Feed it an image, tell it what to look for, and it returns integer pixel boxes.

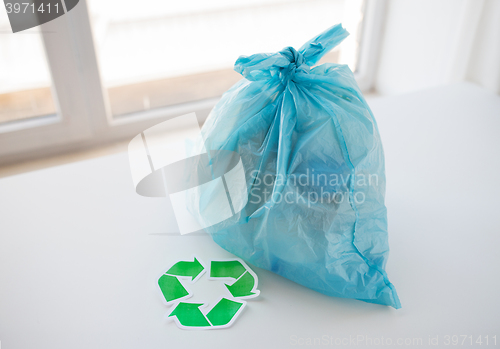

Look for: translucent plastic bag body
[197,24,401,308]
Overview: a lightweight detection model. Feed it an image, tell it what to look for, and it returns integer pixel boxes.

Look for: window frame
[0,0,387,165]
[354,0,387,92]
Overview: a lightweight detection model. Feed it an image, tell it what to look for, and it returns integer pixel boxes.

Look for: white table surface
[0,83,499,348]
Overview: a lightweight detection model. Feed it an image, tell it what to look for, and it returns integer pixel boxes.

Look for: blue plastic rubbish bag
[197,24,401,308]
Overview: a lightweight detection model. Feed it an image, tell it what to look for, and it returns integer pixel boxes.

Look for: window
[0,12,56,124]
[0,0,386,163]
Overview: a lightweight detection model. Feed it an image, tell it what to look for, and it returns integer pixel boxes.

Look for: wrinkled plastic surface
[197,24,401,308]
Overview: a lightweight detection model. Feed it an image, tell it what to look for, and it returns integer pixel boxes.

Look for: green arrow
[168,302,211,327]
[210,260,246,279]
[158,274,189,302]
[166,257,204,281]
[226,271,257,297]
[206,298,244,326]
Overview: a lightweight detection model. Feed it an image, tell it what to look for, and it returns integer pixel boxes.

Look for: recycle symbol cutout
[157,256,260,330]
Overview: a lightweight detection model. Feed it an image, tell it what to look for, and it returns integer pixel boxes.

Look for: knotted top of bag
[234,24,349,83]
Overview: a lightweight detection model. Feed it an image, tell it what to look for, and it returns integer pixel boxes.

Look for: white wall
[467,0,500,95]
[374,0,500,96]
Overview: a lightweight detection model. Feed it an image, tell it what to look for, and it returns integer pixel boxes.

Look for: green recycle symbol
[157,257,260,330]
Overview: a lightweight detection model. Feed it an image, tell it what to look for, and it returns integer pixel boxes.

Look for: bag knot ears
[234,24,349,83]
[277,46,309,84]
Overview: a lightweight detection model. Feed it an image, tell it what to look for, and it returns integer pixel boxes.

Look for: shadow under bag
[197,24,401,308]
